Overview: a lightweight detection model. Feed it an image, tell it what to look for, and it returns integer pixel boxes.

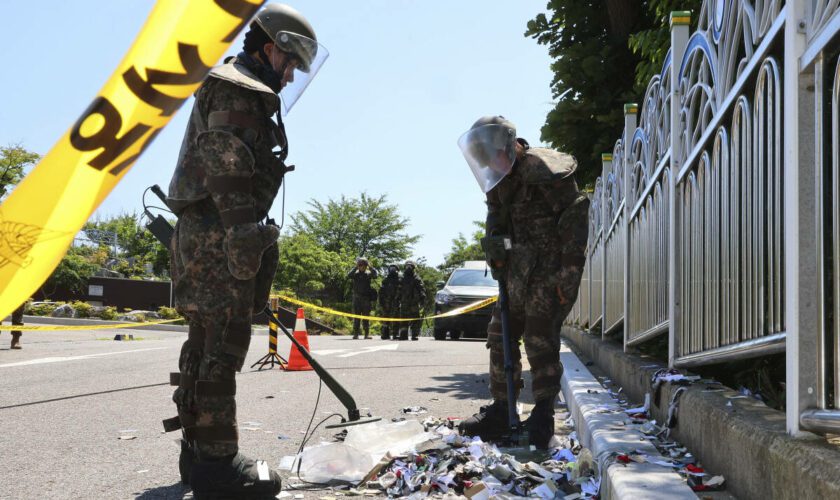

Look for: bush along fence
[563,1,840,436]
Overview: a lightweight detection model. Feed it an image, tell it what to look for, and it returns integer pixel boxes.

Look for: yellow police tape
[273,294,498,322]
[0,318,181,331]
[0,0,264,320]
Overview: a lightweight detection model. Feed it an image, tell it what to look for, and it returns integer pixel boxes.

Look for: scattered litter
[136,469,149,474]
[276,492,292,498]
[119,429,138,433]
[118,435,137,440]
[242,421,262,427]
[278,434,290,440]
[241,426,262,431]
[402,406,429,415]
[294,494,305,499]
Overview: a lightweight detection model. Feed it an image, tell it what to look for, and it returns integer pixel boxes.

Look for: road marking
[337,344,399,358]
[310,349,348,356]
[0,347,167,368]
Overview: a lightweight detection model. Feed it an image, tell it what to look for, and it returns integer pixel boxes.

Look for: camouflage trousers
[352,297,372,336]
[167,200,278,459]
[487,266,583,403]
[379,301,400,338]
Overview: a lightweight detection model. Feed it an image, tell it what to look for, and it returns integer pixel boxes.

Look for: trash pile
[282,417,599,499]
[592,369,727,493]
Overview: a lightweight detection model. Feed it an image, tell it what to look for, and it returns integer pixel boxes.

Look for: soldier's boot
[380,326,390,340]
[525,398,555,449]
[399,328,409,341]
[10,332,21,350]
[190,452,281,500]
[458,400,509,441]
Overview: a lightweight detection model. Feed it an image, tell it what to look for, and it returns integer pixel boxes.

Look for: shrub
[71,301,94,318]
[157,306,180,320]
[26,302,63,316]
[97,306,118,321]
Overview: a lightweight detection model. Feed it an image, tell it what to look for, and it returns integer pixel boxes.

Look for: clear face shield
[275,31,329,115]
[457,124,517,193]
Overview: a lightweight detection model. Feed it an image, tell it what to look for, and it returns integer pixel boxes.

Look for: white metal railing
[562,0,840,435]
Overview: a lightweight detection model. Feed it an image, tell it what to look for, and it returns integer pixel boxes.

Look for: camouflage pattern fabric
[166,60,285,459]
[399,271,425,338]
[348,267,378,336]
[484,147,589,403]
[378,271,401,338]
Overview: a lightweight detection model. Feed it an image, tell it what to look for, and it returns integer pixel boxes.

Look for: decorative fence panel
[561,0,840,434]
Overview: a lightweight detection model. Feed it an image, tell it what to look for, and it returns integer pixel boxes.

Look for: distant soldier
[3,302,25,349]
[456,116,589,449]
[347,257,378,339]
[378,264,401,340]
[398,260,426,341]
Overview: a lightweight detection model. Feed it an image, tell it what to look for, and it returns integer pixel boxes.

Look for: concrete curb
[562,326,840,500]
[560,348,695,499]
[18,315,189,333]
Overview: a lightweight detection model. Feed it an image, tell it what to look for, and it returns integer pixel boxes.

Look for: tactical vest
[167,60,288,219]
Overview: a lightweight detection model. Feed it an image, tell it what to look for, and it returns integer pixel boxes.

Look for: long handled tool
[498,280,527,445]
[263,305,381,429]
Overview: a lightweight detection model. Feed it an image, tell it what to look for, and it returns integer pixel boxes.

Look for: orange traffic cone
[286,308,313,371]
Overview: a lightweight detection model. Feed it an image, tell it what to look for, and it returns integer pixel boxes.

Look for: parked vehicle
[433,261,497,340]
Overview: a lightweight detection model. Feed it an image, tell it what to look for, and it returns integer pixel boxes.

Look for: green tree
[0,144,39,199]
[439,221,486,273]
[84,212,170,277]
[289,193,419,266]
[42,246,102,296]
[525,0,699,187]
[274,233,349,297]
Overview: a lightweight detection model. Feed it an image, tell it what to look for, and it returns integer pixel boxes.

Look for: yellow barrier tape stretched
[0,0,264,319]
[0,318,181,331]
[273,294,498,322]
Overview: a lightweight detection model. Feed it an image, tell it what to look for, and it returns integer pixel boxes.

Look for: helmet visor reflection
[458,124,516,193]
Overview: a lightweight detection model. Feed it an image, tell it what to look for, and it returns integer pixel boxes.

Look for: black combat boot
[381,331,390,340]
[190,452,282,499]
[399,329,409,341]
[525,399,555,449]
[458,400,510,441]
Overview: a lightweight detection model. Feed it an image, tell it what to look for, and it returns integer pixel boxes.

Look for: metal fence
[563,0,840,436]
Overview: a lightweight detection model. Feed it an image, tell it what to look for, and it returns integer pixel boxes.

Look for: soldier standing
[399,260,426,341]
[378,264,401,340]
[2,302,25,349]
[347,257,378,339]
[456,116,589,449]
[162,4,328,497]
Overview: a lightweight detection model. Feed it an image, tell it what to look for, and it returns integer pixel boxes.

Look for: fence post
[601,155,611,339]
[668,11,690,368]
[623,104,638,351]
[784,0,820,436]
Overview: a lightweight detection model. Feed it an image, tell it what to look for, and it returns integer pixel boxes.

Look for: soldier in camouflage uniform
[399,260,426,341]
[162,5,327,497]
[378,264,401,339]
[457,116,589,449]
[347,257,378,339]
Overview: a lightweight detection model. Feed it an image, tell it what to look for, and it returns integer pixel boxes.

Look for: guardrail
[562,0,840,436]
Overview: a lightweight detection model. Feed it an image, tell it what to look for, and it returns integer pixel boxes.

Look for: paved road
[0,325,535,499]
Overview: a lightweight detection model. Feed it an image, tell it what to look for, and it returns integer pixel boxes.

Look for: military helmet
[254,4,318,72]
[404,260,417,268]
[470,115,516,135]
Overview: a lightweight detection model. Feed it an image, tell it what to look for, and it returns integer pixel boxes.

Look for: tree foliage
[84,212,171,276]
[0,144,39,199]
[525,0,700,187]
[43,246,104,296]
[439,221,486,274]
[274,232,349,297]
[289,193,419,267]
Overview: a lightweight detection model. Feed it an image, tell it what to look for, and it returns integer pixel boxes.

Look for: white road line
[337,344,399,358]
[0,347,167,368]
[310,349,348,356]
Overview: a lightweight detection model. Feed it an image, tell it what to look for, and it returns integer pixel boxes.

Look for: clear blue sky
[0,1,554,266]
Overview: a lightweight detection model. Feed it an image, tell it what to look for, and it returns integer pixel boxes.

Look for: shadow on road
[415,371,535,401]
[134,483,190,499]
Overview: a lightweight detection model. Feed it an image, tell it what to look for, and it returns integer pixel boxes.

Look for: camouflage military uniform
[378,267,401,339]
[348,266,378,338]
[399,267,426,340]
[163,56,287,460]
[485,147,589,405]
